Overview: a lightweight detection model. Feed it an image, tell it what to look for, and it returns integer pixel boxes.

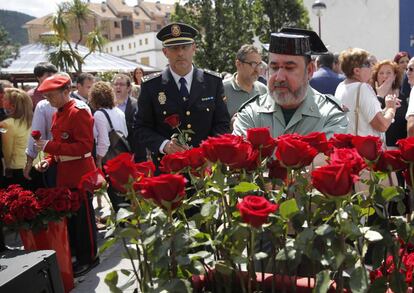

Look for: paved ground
[3,197,137,293]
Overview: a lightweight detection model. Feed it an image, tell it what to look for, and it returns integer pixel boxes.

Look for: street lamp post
[312,0,327,37]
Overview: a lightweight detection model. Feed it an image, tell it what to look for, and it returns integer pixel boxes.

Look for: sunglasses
[407,67,414,72]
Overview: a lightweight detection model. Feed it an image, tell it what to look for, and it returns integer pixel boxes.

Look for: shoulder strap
[97,109,114,131]
[354,83,362,135]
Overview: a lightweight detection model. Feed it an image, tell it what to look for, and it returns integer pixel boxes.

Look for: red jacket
[44,100,96,188]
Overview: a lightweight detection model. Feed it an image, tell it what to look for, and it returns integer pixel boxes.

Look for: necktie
[179,77,189,102]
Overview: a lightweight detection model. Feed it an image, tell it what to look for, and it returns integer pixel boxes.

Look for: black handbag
[97,109,131,163]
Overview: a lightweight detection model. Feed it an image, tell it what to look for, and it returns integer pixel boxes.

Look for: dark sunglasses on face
[407,67,414,72]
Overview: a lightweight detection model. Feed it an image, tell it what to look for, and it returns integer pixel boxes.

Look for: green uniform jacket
[233,86,348,138]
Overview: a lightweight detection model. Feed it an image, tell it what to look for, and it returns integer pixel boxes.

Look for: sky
[0,0,177,18]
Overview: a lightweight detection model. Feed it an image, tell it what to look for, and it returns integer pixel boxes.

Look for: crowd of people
[0,21,413,278]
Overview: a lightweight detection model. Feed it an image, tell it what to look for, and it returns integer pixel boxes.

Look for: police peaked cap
[38,75,71,92]
[263,27,328,56]
[157,22,198,47]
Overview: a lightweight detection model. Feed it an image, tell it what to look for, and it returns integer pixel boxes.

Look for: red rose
[267,159,288,182]
[31,130,41,140]
[352,135,382,162]
[137,174,187,211]
[246,127,271,147]
[164,114,181,129]
[302,132,331,155]
[183,147,206,170]
[104,153,138,193]
[135,161,156,177]
[160,151,190,173]
[200,134,257,170]
[329,148,366,175]
[374,150,408,173]
[236,195,279,228]
[397,137,414,162]
[78,168,106,193]
[275,138,318,169]
[369,269,383,283]
[328,133,355,149]
[201,134,244,163]
[10,194,40,221]
[311,164,357,197]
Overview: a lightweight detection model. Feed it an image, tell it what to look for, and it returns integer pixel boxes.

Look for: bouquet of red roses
[0,184,81,231]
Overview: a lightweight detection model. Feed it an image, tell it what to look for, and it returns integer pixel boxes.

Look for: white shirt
[93,107,128,157]
[405,86,414,119]
[169,65,194,93]
[335,81,383,138]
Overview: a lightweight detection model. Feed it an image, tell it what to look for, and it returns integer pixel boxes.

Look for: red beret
[38,75,71,92]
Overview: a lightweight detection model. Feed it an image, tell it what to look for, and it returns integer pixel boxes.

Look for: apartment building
[24,0,175,44]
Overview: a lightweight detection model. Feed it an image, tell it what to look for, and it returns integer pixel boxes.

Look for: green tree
[252,0,310,43]
[45,0,106,73]
[172,0,309,73]
[0,25,19,67]
[172,0,255,73]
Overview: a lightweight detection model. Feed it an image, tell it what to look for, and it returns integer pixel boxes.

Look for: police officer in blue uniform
[134,23,230,167]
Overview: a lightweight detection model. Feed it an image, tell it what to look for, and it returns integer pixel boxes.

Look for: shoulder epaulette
[74,103,89,110]
[237,94,261,113]
[203,69,222,79]
[324,94,345,112]
[142,72,162,83]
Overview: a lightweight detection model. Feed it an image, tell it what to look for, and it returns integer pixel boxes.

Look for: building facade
[104,31,167,69]
[24,0,175,45]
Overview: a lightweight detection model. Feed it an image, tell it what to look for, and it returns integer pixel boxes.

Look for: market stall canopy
[0,42,159,83]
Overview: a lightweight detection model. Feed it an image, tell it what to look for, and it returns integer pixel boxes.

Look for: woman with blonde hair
[0,88,33,187]
[335,48,398,142]
[370,60,406,148]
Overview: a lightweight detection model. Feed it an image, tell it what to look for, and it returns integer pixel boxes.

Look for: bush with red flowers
[99,130,414,293]
[0,185,79,231]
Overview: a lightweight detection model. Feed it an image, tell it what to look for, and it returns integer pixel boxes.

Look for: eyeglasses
[240,60,266,70]
[360,61,372,68]
[407,67,414,72]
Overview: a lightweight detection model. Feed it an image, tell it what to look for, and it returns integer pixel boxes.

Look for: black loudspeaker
[0,250,64,293]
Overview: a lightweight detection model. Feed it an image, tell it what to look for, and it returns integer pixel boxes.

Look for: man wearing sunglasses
[223,44,268,117]
[233,28,348,139]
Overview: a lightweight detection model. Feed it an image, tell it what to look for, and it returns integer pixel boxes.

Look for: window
[117,45,119,51]
[121,44,124,50]
[145,38,148,45]
[115,34,121,39]
[134,42,136,48]
[139,39,142,46]
[128,43,131,49]
[145,23,151,32]
[110,47,113,53]
[134,22,140,29]
[157,24,161,30]
[140,57,150,66]
[114,21,119,28]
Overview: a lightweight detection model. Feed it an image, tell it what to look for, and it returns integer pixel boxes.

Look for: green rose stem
[335,198,345,293]
[167,208,178,279]
[128,183,153,288]
[409,162,414,222]
[247,228,256,293]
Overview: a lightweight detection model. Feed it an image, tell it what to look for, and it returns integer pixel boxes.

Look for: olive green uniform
[233,86,348,138]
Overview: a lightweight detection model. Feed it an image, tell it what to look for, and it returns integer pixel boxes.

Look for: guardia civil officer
[134,23,230,168]
[233,28,348,139]
[34,74,98,277]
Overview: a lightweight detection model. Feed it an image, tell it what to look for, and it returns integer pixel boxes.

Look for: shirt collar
[170,65,194,90]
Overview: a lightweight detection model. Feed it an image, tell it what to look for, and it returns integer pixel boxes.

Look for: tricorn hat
[263,27,328,56]
[157,22,198,47]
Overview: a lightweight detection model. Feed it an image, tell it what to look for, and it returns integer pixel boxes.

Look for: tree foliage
[172,0,309,73]
[44,0,106,73]
[0,25,19,68]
